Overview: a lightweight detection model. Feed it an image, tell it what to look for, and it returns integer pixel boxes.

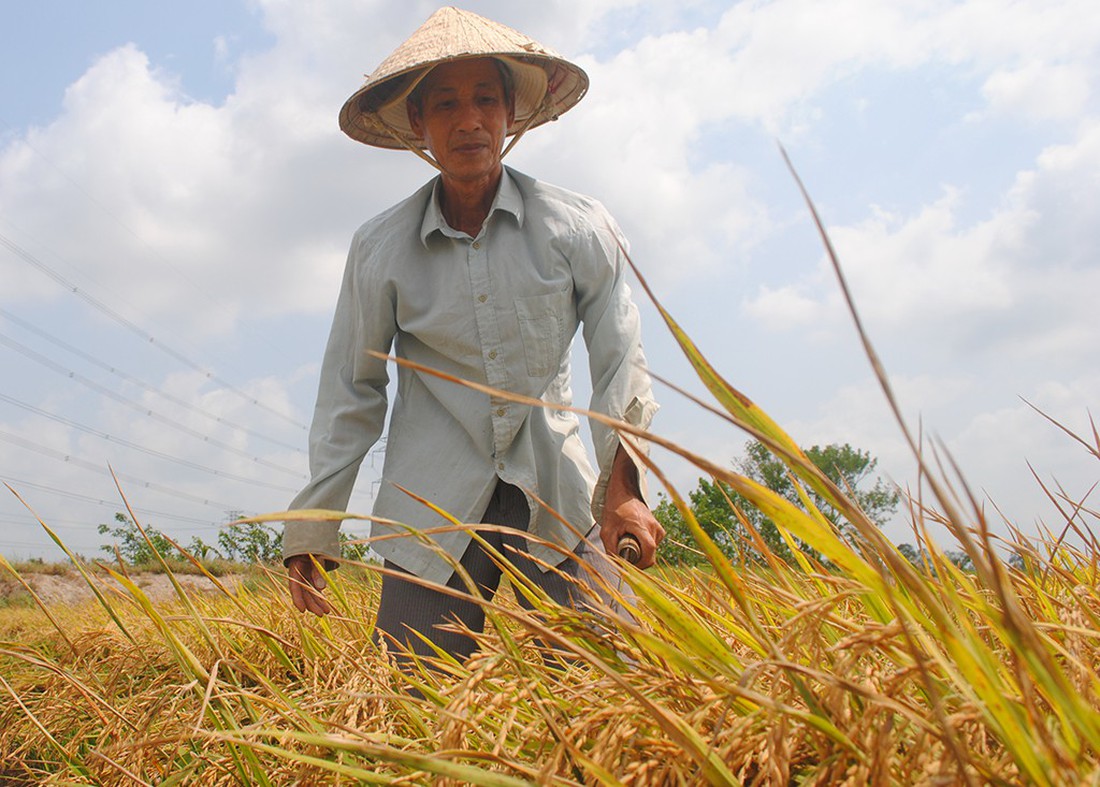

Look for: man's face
[407,58,515,183]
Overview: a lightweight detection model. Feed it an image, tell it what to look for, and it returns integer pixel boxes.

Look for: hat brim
[340,53,588,150]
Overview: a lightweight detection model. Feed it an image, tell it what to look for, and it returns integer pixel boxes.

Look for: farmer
[283,7,662,661]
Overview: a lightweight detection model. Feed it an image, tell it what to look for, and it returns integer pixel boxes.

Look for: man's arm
[598,444,665,568]
[284,232,396,616]
[569,207,661,561]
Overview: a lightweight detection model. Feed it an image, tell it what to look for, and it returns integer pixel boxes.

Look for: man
[284,7,662,661]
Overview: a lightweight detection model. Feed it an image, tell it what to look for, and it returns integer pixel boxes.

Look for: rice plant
[2,163,1098,783]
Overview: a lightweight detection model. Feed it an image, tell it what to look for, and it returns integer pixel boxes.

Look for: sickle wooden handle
[617,533,642,565]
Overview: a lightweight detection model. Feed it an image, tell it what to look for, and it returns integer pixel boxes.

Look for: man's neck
[438,167,503,237]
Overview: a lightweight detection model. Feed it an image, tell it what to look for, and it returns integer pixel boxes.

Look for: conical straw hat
[339,6,589,150]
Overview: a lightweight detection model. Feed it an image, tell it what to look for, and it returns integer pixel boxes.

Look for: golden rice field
[3,186,1099,784]
[2,471,1099,786]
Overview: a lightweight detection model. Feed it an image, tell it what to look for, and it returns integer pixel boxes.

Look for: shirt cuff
[591,394,659,521]
[282,519,342,570]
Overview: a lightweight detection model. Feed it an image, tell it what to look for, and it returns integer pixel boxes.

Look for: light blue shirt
[284,167,657,583]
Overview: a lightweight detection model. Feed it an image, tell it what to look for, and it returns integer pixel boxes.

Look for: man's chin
[439,161,503,184]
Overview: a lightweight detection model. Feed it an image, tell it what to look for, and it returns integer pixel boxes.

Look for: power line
[0,430,245,511]
[0,515,124,531]
[0,115,311,396]
[1,474,219,526]
[0,125,345,536]
[0,391,300,494]
[0,331,307,479]
[0,114,313,416]
[0,539,65,550]
[0,307,307,455]
[0,229,308,431]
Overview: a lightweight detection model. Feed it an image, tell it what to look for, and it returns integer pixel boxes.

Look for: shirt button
[478,293,488,302]
[496,407,506,417]
[497,462,505,470]
[488,350,498,360]
[472,241,481,250]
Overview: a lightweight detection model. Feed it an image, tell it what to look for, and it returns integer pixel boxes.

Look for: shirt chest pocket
[514,288,571,377]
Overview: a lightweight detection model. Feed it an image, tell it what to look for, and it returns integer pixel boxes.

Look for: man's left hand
[600,495,665,568]
[599,444,665,568]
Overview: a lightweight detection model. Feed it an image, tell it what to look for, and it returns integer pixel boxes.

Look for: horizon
[1,0,1097,561]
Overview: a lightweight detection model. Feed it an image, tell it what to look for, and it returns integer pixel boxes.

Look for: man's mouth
[453,140,487,154]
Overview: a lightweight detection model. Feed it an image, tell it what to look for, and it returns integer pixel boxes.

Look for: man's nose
[454,100,483,131]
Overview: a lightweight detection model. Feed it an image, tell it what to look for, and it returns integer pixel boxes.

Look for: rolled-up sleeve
[283,232,396,566]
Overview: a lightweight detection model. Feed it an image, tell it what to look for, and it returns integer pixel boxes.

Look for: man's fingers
[302,586,332,616]
[631,504,664,568]
[287,556,332,617]
[600,525,622,556]
[637,510,666,568]
[600,498,666,568]
[632,526,658,569]
[296,576,332,616]
[289,578,307,612]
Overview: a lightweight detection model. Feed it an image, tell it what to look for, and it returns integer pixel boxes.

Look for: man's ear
[407,99,424,139]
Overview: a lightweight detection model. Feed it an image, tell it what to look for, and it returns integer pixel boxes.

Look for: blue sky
[2,1,1098,561]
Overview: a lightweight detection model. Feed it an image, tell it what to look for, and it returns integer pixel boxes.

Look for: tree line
[653,439,978,571]
[100,439,980,571]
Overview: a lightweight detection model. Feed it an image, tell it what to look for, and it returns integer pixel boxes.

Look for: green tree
[897,542,923,565]
[216,520,282,563]
[212,513,373,565]
[340,530,374,563]
[944,549,975,572]
[187,535,219,561]
[656,440,900,567]
[654,479,748,566]
[98,513,180,565]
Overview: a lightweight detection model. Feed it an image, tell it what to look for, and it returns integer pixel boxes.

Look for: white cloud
[783,368,1099,549]
[830,191,1021,321]
[0,41,386,337]
[5,0,1096,331]
[742,283,826,330]
[981,61,1091,121]
[743,186,1029,349]
[3,0,1100,559]
[947,376,1100,533]
[745,114,1100,376]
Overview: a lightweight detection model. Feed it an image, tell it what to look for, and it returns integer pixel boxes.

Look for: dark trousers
[374,482,620,662]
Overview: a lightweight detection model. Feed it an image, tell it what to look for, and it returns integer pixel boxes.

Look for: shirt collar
[419,167,524,246]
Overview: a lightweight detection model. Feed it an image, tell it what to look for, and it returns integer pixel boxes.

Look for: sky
[1,0,1097,562]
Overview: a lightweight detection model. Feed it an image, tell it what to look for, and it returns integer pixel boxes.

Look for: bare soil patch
[2,571,243,607]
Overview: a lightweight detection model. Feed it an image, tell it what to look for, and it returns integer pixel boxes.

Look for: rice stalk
[1,156,1098,783]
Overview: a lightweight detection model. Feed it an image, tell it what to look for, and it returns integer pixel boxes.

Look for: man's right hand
[286,554,332,616]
